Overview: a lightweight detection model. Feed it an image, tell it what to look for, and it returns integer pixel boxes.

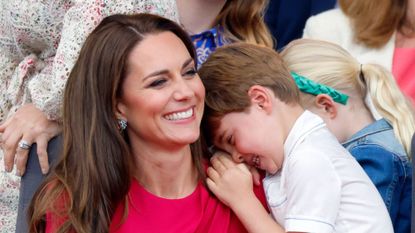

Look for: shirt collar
[283,110,326,158]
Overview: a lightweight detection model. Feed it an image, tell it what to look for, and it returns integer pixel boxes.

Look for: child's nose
[232,152,244,163]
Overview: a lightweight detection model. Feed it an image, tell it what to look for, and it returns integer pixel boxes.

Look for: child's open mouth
[252,155,260,168]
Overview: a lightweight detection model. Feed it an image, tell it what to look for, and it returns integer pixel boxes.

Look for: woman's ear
[247,85,273,114]
[314,94,337,119]
[115,99,127,120]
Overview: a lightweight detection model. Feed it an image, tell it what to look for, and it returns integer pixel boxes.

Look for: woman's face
[117,32,205,150]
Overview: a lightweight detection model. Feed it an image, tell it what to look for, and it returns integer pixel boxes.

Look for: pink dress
[46,179,267,232]
[392,48,415,105]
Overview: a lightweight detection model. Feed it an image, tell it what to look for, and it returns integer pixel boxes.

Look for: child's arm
[206,155,288,233]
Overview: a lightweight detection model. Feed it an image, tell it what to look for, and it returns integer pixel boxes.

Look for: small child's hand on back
[206,153,256,209]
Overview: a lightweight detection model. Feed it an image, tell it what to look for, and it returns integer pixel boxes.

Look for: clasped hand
[206,151,260,209]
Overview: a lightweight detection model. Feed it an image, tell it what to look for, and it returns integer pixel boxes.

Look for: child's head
[199,43,303,174]
[215,0,274,48]
[281,39,415,155]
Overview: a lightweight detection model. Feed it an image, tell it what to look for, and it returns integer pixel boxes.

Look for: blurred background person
[303,0,415,105]
[178,0,273,67]
[265,0,336,50]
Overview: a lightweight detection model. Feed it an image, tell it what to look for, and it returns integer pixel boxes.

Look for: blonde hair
[281,39,415,157]
[215,0,274,48]
[338,0,408,48]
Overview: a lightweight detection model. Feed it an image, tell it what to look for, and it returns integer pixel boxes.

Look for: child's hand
[210,150,261,185]
[206,154,256,209]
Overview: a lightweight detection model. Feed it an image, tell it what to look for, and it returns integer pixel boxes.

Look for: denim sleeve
[395,165,411,233]
[349,145,411,233]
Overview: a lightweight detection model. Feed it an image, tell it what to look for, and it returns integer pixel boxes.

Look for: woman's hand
[0,104,61,176]
[206,154,257,209]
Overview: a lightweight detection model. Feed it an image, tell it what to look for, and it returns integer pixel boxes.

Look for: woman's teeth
[164,108,193,121]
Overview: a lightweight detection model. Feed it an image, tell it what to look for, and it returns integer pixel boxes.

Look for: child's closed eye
[227,135,234,145]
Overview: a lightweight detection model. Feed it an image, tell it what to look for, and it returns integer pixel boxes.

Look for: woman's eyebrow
[142,58,194,81]
[143,69,169,81]
[182,58,194,69]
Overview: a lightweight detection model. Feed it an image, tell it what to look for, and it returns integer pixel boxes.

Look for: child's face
[212,105,285,174]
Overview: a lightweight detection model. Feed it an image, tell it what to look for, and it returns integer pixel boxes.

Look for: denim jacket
[342,119,412,233]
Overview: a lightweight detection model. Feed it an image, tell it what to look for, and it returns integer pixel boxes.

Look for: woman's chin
[168,132,201,146]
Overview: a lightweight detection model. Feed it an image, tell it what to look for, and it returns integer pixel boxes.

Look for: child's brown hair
[199,42,300,143]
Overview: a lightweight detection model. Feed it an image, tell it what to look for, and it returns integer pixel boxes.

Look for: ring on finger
[18,140,32,150]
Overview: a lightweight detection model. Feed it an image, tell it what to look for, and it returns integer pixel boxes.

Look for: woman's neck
[395,33,415,48]
[131,143,198,199]
[396,0,415,47]
[176,0,226,35]
[406,0,415,27]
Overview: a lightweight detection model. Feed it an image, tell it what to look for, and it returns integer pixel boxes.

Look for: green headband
[291,72,349,105]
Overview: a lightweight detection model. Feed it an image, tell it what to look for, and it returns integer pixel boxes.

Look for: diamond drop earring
[118,119,127,132]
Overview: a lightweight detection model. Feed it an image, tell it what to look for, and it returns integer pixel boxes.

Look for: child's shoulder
[285,110,351,159]
[291,126,348,157]
[287,127,354,169]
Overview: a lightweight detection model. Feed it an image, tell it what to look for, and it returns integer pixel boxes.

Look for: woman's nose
[173,78,194,100]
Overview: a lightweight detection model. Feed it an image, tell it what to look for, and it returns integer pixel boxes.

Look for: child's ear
[247,85,273,113]
[314,94,337,119]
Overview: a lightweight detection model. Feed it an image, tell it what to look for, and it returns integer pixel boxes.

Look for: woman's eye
[184,68,197,77]
[148,79,167,88]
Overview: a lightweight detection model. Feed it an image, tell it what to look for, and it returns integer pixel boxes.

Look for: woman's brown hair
[29,13,205,233]
[215,0,274,48]
[339,0,408,48]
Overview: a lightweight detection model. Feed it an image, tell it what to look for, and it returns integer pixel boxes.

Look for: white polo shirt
[263,111,393,233]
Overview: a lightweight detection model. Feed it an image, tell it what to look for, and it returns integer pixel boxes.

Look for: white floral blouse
[0,0,178,232]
